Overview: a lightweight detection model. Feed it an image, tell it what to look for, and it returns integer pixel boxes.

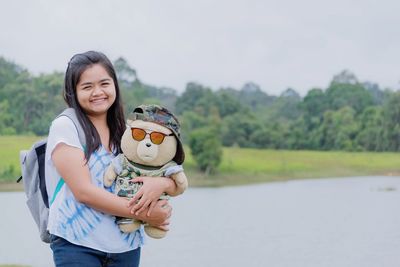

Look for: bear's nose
[146,143,151,147]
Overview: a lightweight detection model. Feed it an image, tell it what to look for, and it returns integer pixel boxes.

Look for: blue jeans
[50,235,141,267]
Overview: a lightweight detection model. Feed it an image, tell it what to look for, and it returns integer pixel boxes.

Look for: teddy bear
[103,104,188,239]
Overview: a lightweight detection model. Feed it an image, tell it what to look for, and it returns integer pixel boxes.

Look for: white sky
[1,0,399,96]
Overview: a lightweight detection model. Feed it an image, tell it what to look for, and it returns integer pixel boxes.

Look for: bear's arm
[169,171,188,196]
[103,154,126,187]
[103,164,117,187]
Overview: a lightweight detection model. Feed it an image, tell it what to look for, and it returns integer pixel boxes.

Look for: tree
[285,117,310,149]
[180,111,209,143]
[249,126,284,149]
[298,88,328,149]
[114,57,137,83]
[188,127,222,175]
[220,112,261,147]
[215,90,243,117]
[331,70,358,85]
[0,56,26,89]
[319,107,358,150]
[326,72,373,114]
[301,88,327,119]
[238,82,275,111]
[381,91,400,151]
[0,100,15,134]
[264,88,302,121]
[355,106,384,151]
[175,82,217,116]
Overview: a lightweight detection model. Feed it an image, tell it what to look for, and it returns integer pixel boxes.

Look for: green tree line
[1,56,400,153]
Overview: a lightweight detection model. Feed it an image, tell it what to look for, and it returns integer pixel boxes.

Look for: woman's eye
[118,179,124,185]
[101,82,110,87]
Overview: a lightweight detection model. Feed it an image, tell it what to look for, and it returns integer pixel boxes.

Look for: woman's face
[76,64,116,117]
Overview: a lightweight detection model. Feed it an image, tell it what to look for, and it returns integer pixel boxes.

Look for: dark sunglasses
[131,128,173,145]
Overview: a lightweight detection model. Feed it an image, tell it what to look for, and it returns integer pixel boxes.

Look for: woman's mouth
[90,97,107,104]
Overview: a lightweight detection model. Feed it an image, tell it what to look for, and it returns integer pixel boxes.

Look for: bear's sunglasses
[130,127,174,145]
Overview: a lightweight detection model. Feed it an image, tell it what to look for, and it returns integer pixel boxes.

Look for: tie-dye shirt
[44,116,144,253]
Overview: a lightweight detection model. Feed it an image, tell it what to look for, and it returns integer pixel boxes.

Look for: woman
[45,51,179,266]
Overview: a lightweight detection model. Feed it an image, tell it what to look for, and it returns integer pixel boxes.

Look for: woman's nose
[92,85,102,95]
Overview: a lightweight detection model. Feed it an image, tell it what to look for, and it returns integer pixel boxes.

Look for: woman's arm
[127,175,184,216]
[52,143,171,226]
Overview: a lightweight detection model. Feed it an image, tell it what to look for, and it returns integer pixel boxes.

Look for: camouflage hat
[129,104,185,164]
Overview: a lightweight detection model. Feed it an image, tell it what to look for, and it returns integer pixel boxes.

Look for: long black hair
[63,51,125,160]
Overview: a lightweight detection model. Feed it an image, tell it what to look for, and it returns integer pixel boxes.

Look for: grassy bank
[2,136,400,190]
[0,136,42,183]
[186,147,400,186]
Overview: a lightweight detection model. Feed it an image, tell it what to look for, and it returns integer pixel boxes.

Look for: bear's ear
[133,107,144,114]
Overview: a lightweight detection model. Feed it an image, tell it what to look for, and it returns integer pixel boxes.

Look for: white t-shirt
[45,116,144,253]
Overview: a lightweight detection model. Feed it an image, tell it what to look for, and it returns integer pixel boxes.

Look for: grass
[184,147,400,186]
[0,136,42,183]
[2,136,400,190]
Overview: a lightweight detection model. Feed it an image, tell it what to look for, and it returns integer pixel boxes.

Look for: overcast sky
[1,0,399,96]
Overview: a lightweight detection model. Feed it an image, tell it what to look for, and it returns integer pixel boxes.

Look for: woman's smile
[90,97,108,104]
[76,64,116,116]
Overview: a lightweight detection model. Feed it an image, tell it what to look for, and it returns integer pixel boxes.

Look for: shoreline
[0,182,24,192]
[2,172,400,192]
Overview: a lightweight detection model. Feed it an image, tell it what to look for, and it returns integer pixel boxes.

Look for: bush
[188,127,223,175]
[1,127,16,135]
[0,164,18,181]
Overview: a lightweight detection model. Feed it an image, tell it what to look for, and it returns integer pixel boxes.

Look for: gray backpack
[18,108,86,243]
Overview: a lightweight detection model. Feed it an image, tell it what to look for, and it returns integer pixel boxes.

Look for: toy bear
[103,104,188,239]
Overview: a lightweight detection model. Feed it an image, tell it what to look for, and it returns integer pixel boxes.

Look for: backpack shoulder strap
[56,108,86,147]
[48,108,87,206]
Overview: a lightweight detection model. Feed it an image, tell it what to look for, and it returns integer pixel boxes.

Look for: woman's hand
[152,218,171,232]
[127,176,171,216]
[134,199,172,229]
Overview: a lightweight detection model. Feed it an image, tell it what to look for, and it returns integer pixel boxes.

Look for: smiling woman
[41,51,180,267]
[76,64,117,118]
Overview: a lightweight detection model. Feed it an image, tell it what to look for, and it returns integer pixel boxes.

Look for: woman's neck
[87,113,111,152]
[87,113,108,129]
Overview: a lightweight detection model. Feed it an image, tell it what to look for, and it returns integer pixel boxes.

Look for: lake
[1,176,400,267]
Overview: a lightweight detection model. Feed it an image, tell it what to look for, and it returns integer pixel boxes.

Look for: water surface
[1,176,399,267]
